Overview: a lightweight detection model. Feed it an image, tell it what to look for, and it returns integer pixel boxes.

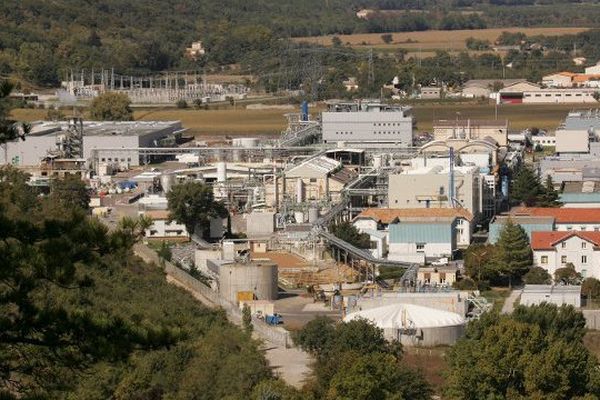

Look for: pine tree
[510,165,544,206]
[495,219,532,286]
[538,175,561,207]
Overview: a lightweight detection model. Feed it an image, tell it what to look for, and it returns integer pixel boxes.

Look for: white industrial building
[321,100,413,147]
[0,120,184,167]
[142,210,188,240]
[520,285,581,308]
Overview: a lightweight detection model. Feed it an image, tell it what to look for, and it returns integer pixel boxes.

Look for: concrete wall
[219,262,278,303]
[246,212,275,237]
[322,111,412,146]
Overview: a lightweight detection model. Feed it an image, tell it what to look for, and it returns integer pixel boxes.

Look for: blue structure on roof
[389,221,456,244]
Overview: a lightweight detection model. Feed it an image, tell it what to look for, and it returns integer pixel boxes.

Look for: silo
[218,260,278,303]
[160,173,175,193]
[217,162,227,182]
[296,179,304,203]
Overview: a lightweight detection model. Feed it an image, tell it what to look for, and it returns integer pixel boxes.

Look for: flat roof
[25,120,182,137]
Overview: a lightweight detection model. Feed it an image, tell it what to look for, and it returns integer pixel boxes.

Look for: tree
[89,92,133,121]
[329,221,371,249]
[495,219,532,285]
[176,99,188,109]
[554,263,582,285]
[331,36,342,47]
[242,303,253,334]
[445,306,600,399]
[538,175,561,207]
[0,80,30,144]
[510,164,544,206]
[381,33,393,44]
[464,243,500,283]
[293,315,336,355]
[49,174,90,211]
[582,277,600,300]
[167,181,228,236]
[523,266,552,284]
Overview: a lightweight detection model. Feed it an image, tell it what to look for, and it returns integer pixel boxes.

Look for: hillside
[3,0,600,87]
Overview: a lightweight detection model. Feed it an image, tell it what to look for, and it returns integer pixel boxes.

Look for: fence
[164,261,292,347]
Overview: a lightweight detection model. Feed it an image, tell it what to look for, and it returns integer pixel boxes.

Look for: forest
[3,0,600,87]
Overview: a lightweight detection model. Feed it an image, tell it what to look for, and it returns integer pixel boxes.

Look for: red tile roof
[355,208,473,224]
[511,207,600,224]
[531,231,600,250]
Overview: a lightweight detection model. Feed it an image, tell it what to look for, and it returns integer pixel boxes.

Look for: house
[356,9,374,19]
[585,61,600,75]
[417,266,459,287]
[342,77,359,91]
[420,86,442,99]
[142,210,188,241]
[573,57,587,66]
[531,231,600,279]
[185,41,206,60]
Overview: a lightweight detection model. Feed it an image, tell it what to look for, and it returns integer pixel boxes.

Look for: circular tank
[219,261,278,303]
[160,173,175,193]
[344,303,465,347]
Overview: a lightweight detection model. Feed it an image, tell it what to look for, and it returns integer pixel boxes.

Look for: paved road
[501,288,523,314]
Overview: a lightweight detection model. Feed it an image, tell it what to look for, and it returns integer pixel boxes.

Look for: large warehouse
[0,120,184,167]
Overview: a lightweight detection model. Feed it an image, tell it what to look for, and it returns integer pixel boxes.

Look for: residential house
[532,231,600,279]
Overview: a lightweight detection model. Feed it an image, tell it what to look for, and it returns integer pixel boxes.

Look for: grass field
[11,101,576,137]
[294,27,588,51]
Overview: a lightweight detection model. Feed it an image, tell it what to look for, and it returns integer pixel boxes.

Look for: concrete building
[142,210,188,240]
[266,155,356,206]
[432,119,508,147]
[417,266,459,287]
[321,100,413,147]
[501,87,599,104]
[531,231,600,280]
[388,165,483,219]
[0,120,184,168]
[461,79,529,98]
[520,285,581,307]
[420,86,442,99]
[489,207,600,243]
[388,217,458,262]
[560,181,600,208]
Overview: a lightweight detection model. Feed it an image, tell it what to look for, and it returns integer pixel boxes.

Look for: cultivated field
[11,101,579,137]
[294,27,589,51]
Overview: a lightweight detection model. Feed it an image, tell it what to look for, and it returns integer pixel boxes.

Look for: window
[541,256,548,264]
[595,227,600,231]
[582,242,587,249]
[582,269,588,278]
[561,255,567,264]
[581,226,587,231]
[309,178,317,183]
[582,255,588,264]
[562,242,567,248]
[566,226,573,231]
[416,243,425,250]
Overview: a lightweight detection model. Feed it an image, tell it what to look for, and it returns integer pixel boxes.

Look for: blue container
[300,101,309,121]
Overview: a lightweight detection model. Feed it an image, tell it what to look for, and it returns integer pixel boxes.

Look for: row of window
[565,226,600,231]
[540,255,588,264]
[560,241,588,249]
[525,93,590,97]
[374,131,403,135]
[335,132,353,135]
[101,157,132,162]
[373,122,402,127]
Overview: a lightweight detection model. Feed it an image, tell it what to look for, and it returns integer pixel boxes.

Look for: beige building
[388,165,482,219]
[420,86,442,99]
[461,79,529,98]
[542,72,577,88]
[265,155,356,207]
[417,266,459,286]
[433,119,508,146]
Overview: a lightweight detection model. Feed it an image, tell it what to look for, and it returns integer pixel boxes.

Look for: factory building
[321,100,413,147]
[489,207,600,243]
[560,181,600,208]
[432,119,509,147]
[265,155,357,207]
[388,216,458,262]
[388,165,483,219]
[0,120,184,168]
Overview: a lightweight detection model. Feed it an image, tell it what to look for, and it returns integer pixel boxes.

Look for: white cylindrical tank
[344,303,465,347]
[217,162,227,182]
[296,179,304,203]
[294,211,305,223]
[160,173,175,193]
[308,207,319,223]
[373,155,382,168]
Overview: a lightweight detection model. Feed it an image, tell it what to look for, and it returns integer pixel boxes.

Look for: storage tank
[373,155,382,168]
[308,207,319,224]
[296,179,304,203]
[217,162,227,182]
[218,260,278,303]
[344,303,465,347]
[294,211,305,223]
[160,173,175,193]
